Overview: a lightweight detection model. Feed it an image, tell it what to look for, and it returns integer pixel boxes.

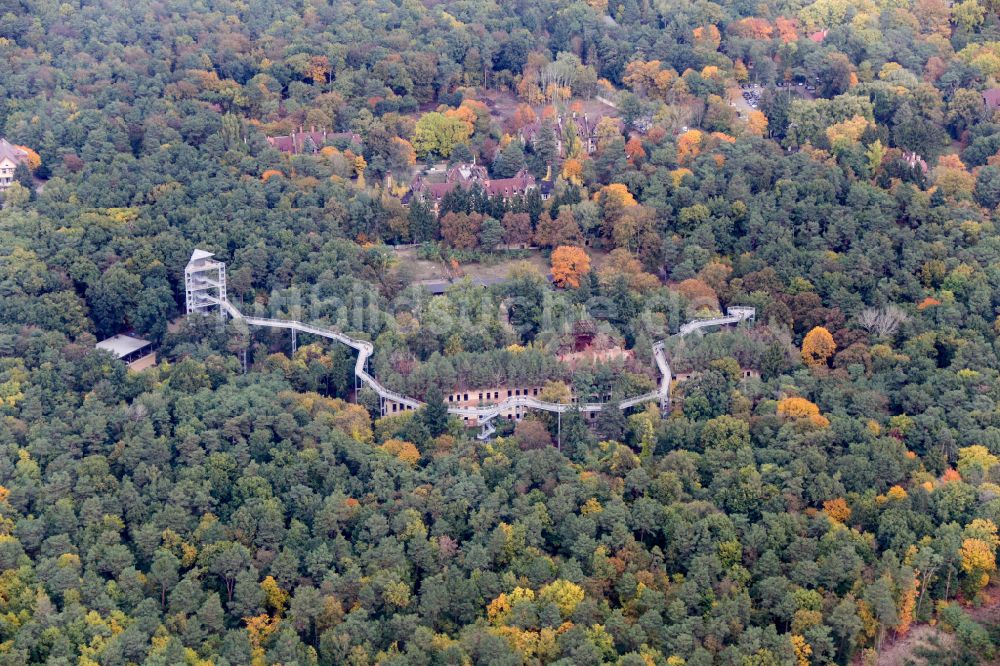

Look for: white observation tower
[185,249,228,319]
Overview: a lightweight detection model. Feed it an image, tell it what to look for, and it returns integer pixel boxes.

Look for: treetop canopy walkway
[186,250,755,439]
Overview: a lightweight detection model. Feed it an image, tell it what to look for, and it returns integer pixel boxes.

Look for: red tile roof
[409,164,537,202]
[265,129,361,154]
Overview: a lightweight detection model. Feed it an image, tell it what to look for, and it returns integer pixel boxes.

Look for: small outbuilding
[95,334,157,371]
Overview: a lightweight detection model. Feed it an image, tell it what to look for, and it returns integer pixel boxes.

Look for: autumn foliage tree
[823,497,851,523]
[561,157,584,184]
[440,211,483,249]
[802,326,837,367]
[15,146,40,172]
[961,535,997,597]
[501,212,533,246]
[676,129,703,165]
[551,245,590,288]
[746,110,768,137]
[381,438,421,466]
[625,136,646,164]
[676,278,719,312]
[534,208,582,248]
[777,396,830,427]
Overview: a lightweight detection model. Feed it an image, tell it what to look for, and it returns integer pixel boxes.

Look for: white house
[0,139,29,189]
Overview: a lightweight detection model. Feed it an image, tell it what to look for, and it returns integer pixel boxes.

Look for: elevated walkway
[220,298,753,430]
[188,252,754,438]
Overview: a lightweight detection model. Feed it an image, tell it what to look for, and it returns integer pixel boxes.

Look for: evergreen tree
[492,141,527,178]
[530,120,558,178]
[419,385,449,437]
[449,142,474,165]
[408,197,438,242]
[595,402,626,441]
[14,162,32,189]
[479,216,504,251]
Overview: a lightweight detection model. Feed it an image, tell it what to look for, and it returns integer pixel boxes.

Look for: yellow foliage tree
[885,485,909,501]
[791,634,812,666]
[538,579,585,618]
[895,575,918,636]
[964,518,1000,547]
[244,614,280,666]
[670,167,693,186]
[801,326,836,367]
[777,397,830,427]
[958,445,999,482]
[538,380,572,404]
[381,438,421,466]
[747,110,769,137]
[932,155,976,200]
[260,576,288,615]
[551,245,591,288]
[825,115,871,149]
[595,182,638,208]
[960,538,996,592]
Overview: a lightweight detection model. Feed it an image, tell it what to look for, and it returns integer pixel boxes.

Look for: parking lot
[730,80,819,121]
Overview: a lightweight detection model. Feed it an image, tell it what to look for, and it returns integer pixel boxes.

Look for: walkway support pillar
[557,411,561,451]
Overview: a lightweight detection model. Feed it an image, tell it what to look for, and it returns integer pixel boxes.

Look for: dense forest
[3,0,1000,663]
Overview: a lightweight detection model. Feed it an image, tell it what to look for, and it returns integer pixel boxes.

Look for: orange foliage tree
[676,129,703,165]
[801,326,837,367]
[561,157,584,185]
[15,146,40,172]
[625,136,646,164]
[692,25,721,50]
[775,17,799,43]
[551,246,590,288]
[676,277,719,312]
[599,248,660,291]
[823,497,851,523]
[623,60,676,98]
[509,104,537,132]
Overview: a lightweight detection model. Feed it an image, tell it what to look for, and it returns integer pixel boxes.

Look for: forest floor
[872,586,1000,665]
[875,624,954,666]
[394,246,611,284]
[394,247,449,281]
[479,90,618,125]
